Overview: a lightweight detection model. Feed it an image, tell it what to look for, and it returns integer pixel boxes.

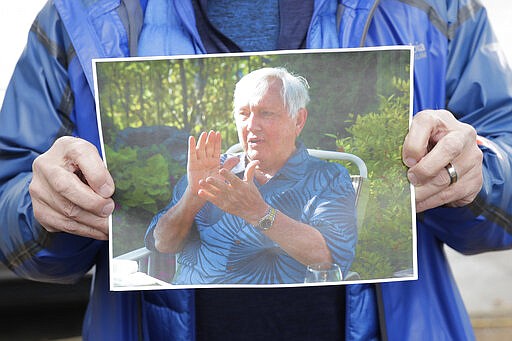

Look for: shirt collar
[273,141,311,180]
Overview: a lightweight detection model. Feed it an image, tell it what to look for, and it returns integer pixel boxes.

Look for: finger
[415,185,457,213]
[416,182,470,213]
[244,160,260,182]
[214,131,222,158]
[205,131,221,159]
[402,110,439,167]
[52,137,115,198]
[197,188,216,203]
[31,154,115,218]
[197,189,225,209]
[219,168,243,187]
[222,156,241,172]
[197,180,224,204]
[407,133,465,186]
[204,130,216,158]
[31,173,114,232]
[408,121,478,186]
[412,159,476,200]
[188,135,197,163]
[33,199,109,240]
[201,177,226,193]
[254,169,271,185]
[413,171,453,204]
[35,162,115,218]
[196,132,208,160]
[414,165,482,212]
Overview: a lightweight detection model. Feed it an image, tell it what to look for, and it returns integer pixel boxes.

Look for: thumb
[244,160,260,182]
[222,156,241,172]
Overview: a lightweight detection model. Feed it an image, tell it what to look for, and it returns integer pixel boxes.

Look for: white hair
[233,67,310,118]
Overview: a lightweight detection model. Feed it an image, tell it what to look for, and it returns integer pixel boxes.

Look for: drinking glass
[304,262,343,283]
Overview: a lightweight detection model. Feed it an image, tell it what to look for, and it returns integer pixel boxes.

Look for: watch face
[256,207,276,230]
[260,218,272,230]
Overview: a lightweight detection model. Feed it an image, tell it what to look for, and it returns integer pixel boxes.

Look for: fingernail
[99,183,113,197]
[404,158,417,167]
[407,172,418,186]
[102,202,115,216]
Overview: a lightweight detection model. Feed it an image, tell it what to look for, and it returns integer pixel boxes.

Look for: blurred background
[1,1,511,340]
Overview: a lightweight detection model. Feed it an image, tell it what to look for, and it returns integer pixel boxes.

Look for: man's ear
[295,108,308,136]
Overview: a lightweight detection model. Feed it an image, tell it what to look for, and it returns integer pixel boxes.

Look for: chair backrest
[306,148,367,210]
[226,143,368,208]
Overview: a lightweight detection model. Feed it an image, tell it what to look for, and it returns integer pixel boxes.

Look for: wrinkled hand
[197,160,268,225]
[187,131,222,197]
[29,136,115,240]
[403,110,483,212]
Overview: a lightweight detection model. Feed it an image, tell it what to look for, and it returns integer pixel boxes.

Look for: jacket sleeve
[0,1,103,284]
[424,1,512,254]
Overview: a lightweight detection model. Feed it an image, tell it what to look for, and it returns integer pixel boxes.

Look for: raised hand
[186,131,222,198]
[153,131,238,252]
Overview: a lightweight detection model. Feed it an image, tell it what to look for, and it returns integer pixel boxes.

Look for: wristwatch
[255,206,277,231]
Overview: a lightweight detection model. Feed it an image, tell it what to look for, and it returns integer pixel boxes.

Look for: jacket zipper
[359,0,381,47]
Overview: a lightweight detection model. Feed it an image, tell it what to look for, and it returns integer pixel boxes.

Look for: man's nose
[246,112,261,131]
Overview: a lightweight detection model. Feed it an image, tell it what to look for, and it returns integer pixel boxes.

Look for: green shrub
[334,77,413,279]
[106,144,186,256]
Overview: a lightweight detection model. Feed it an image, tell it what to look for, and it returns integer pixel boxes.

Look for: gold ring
[445,163,458,185]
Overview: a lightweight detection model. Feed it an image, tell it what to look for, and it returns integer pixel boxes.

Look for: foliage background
[96,49,414,280]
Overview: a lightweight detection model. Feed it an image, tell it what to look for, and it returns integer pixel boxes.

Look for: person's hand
[29,136,115,240]
[402,109,483,212]
[152,131,239,253]
[403,110,483,212]
[186,131,222,198]
[197,160,268,224]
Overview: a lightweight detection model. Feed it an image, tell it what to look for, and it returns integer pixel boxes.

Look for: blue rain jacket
[1,0,512,340]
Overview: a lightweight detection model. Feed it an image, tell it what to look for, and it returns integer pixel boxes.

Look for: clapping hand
[197,159,268,225]
[186,131,239,205]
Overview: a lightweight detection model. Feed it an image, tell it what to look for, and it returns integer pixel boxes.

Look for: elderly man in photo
[145,67,357,284]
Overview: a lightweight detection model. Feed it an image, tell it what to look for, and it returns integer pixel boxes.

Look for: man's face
[235,79,307,175]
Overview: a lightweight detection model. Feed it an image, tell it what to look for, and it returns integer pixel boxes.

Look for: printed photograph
[93,48,416,290]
